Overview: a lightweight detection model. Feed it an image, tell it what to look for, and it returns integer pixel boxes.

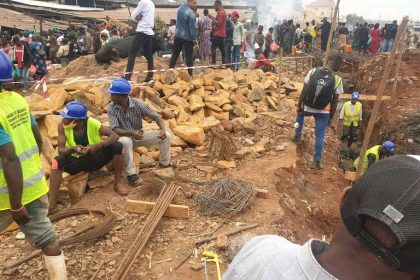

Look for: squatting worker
[292,53,344,170]
[339,92,363,149]
[169,0,198,77]
[107,78,175,187]
[354,141,395,173]
[124,0,155,83]
[0,50,68,279]
[224,155,420,280]
[48,101,129,212]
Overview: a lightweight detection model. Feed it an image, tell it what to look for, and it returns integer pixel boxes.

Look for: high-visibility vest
[0,91,48,211]
[64,118,101,157]
[343,101,362,127]
[353,145,381,172]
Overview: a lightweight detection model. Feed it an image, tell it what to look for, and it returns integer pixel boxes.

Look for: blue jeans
[0,195,56,248]
[232,45,241,70]
[383,39,394,52]
[295,111,330,162]
[16,67,29,90]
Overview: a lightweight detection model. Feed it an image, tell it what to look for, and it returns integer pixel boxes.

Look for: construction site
[0,0,419,279]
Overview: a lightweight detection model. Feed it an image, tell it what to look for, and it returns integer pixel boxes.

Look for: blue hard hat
[0,50,13,82]
[60,101,88,119]
[108,78,131,95]
[352,92,360,100]
[383,141,395,153]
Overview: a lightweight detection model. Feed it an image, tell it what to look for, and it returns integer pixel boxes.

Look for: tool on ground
[201,251,222,280]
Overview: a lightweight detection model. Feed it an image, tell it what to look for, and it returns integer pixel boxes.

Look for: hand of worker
[158,130,167,140]
[135,15,142,22]
[11,205,31,225]
[72,145,85,155]
[84,144,101,155]
[131,130,144,140]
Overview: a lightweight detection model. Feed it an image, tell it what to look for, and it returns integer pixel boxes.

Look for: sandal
[127,174,143,187]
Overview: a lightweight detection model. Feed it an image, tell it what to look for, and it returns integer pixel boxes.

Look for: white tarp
[7,0,103,11]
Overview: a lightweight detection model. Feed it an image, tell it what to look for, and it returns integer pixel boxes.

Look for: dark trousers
[126,32,154,80]
[342,124,357,148]
[321,36,328,51]
[169,37,194,76]
[358,40,368,53]
[212,36,226,65]
[225,39,233,67]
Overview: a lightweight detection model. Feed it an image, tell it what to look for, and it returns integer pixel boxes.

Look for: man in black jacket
[358,22,369,54]
[225,14,234,69]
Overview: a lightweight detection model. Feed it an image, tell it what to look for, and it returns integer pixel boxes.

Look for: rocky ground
[0,49,419,279]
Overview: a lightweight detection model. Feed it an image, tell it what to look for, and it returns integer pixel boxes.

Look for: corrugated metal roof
[8,0,103,11]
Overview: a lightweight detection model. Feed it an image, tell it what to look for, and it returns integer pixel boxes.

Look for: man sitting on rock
[223,155,420,280]
[107,78,174,187]
[48,101,129,212]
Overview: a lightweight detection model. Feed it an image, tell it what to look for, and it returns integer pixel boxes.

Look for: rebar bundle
[195,179,256,216]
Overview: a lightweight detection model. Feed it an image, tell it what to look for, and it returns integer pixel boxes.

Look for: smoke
[255,0,301,32]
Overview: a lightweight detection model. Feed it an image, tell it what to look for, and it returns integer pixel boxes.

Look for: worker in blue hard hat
[48,101,130,212]
[354,141,395,173]
[107,78,174,187]
[0,50,68,279]
[339,92,363,149]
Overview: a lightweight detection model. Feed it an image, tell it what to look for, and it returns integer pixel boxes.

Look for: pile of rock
[27,68,303,191]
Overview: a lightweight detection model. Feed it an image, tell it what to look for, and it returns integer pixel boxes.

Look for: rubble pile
[26,64,304,198]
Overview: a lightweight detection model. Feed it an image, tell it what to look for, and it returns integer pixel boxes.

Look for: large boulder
[44,115,62,139]
[173,125,205,146]
[168,95,189,111]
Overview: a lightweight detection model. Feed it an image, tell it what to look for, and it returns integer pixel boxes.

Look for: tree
[346,14,365,25]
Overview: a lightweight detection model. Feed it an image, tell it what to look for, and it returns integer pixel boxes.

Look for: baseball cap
[341,155,420,273]
[231,11,239,18]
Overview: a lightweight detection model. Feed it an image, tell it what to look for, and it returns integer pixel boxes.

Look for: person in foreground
[48,101,129,212]
[0,50,67,279]
[223,155,420,280]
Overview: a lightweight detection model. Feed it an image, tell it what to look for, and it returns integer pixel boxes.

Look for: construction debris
[195,179,256,216]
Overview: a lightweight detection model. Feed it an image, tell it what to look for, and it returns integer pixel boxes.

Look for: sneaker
[144,77,154,84]
[122,74,131,81]
[311,160,323,170]
[127,174,143,187]
[159,162,178,169]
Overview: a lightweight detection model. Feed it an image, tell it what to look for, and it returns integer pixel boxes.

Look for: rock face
[173,125,205,146]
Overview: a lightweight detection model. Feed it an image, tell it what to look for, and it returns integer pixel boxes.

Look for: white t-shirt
[131,0,155,36]
[303,68,344,114]
[167,25,176,44]
[57,35,64,46]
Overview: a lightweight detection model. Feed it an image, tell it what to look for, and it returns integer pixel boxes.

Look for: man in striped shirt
[107,78,173,186]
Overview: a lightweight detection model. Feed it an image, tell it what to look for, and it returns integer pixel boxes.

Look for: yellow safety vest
[0,91,48,211]
[64,118,102,157]
[343,101,362,127]
[353,145,381,172]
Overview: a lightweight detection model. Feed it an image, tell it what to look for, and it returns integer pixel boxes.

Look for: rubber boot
[43,252,68,280]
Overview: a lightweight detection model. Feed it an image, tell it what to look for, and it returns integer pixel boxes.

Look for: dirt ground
[1,50,419,279]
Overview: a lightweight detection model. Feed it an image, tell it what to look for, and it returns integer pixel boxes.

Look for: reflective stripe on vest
[0,146,39,170]
[0,91,48,210]
[343,101,361,127]
[64,118,101,157]
[353,145,381,172]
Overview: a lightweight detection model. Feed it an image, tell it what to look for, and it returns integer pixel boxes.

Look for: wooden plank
[355,17,409,180]
[126,199,189,219]
[0,222,19,234]
[254,188,269,199]
[344,171,356,182]
[341,94,391,101]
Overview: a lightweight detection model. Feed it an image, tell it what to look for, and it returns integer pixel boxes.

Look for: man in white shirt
[339,92,363,149]
[124,0,155,83]
[292,53,344,170]
[223,155,420,280]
